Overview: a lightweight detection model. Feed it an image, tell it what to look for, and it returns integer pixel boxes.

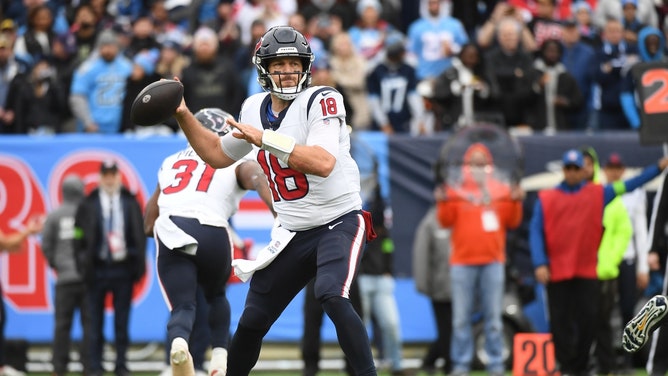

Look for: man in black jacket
[74,160,146,376]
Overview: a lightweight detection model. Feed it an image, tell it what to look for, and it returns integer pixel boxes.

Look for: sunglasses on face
[564,165,581,171]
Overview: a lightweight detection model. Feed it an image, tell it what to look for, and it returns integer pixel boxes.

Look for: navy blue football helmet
[194,108,233,136]
[252,26,314,100]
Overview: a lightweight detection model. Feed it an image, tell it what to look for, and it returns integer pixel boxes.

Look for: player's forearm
[286,145,336,177]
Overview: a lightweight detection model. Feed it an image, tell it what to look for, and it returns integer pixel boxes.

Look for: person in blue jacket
[620,26,666,129]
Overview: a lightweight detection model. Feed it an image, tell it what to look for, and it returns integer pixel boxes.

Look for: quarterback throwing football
[172,26,378,376]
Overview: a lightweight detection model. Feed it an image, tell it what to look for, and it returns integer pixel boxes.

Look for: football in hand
[131,80,183,126]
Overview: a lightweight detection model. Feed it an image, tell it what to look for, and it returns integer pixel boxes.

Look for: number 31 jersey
[238,85,362,231]
[157,145,248,227]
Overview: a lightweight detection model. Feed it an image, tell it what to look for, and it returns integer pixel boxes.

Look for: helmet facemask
[257,58,313,100]
[253,26,315,100]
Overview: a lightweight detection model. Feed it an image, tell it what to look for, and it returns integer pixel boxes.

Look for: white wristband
[261,130,296,164]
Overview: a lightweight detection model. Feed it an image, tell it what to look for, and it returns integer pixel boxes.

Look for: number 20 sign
[632,61,668,145]
[512,333,558,376]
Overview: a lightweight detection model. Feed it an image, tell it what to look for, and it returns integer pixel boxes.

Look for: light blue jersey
[407,16,468,80]
[70,55,133,133]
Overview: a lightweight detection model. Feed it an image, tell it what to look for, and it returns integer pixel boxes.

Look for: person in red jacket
[436,142,523,376]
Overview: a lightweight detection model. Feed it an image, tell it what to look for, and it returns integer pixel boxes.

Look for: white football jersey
[157,145,250,227]
[235,85,362,231]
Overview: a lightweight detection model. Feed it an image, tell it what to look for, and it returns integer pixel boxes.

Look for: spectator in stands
[413,205,453,375]
[621,27,665,129]
[476,2,536,52]
[206,0,242,60]
[366,33,422,134]
[0,19,17,47]
[88,0,117,31]
[594,0,658,30]
[12,57,67,134]
[147,0,186,45]
[349,0,398,72]
[69,29,133,133]
[406,0,469,80]
[561,18,596,129]
[52,4,100,133]
[451,0,490,39]
[431,43,498,131]
[529,149,668,376]
[571,2,601,46]
[300,0,356,30]
[235,0,292,46]
[13,4,56,65]
[234,20,267,99]
[289,13,327,70]
[120,49,162,133]
[592,19,632,130]
[156,39,189,80]
[307,13,342,53]
[0,34,26,134]
[527,38,583,133]
[329,31,371,129]
[436,143,524,376]
[180,26,243,117]
[621,0,647,45]
[124,16,161,60]
[485,17,537,128]
[41,175,89,376]
[527,0,564,48]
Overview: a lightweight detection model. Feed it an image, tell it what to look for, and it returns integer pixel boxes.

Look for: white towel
[154,214,198,255]
[232,224,295,282]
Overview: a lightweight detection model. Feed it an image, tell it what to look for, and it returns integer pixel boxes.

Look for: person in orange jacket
[435,142,524,376]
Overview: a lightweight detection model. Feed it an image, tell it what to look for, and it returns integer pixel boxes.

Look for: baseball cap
[622,0,637,8]
[562,149,584,168]
[0,19,15,31]
[100,159,119,173]
[604,153,625,168]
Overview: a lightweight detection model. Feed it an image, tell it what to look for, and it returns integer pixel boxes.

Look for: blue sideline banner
[0,131,662,344]
[0,133,432,344]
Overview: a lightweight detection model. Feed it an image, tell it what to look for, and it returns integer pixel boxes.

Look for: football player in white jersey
[171,26,378,376]
[144,108,274,376]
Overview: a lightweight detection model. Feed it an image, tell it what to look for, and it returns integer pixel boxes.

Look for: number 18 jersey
[237,86,362,231]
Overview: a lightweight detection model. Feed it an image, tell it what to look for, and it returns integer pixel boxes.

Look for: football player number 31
[512,333,558,376]
[642,69,668,114]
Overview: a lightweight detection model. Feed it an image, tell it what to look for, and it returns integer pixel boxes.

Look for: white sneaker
[0,366,25,376]
[170,337,195,376]
[208,347,227,376]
